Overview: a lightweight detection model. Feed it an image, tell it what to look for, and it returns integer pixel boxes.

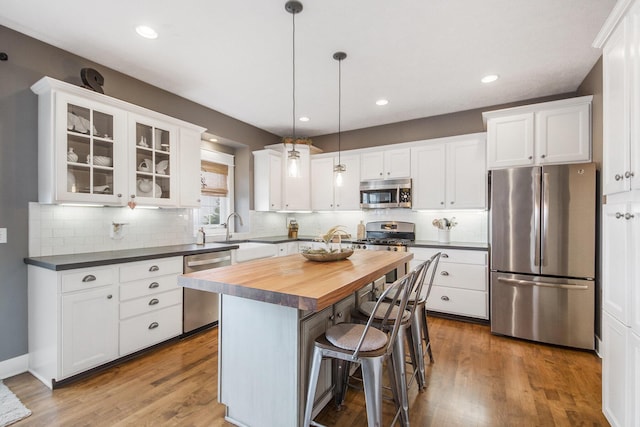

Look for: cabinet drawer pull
[441,253,449,258]
[615,174,623,181]
[148,282,160,289]
[625,171,635,178]
[148,322,159,330]
[615,212,624,219]
[149,298,160,306]
[440,271,449,276]
[441,296,450,301]
[82,274,96,282]
[625,213,635,220]
[149,265,159,272]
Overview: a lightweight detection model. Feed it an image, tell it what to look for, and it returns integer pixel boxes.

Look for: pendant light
[333,51,347,187]
[285,0,303,178]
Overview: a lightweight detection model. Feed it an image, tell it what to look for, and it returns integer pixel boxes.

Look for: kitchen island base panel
[220,294,299,427]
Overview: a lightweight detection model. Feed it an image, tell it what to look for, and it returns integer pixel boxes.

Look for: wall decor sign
[81,68,104,93]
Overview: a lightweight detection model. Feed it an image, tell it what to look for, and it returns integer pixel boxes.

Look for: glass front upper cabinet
[57,94,127,204]
[130,115,177,206]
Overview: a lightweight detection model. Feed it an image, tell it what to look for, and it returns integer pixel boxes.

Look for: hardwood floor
[5,317,608,427]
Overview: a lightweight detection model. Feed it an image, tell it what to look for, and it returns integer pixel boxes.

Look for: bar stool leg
[420,304,434,363]
[393,327,410,426]
[410,310,426,389]
[360,356,384,427]
[303,346,324,427]
[333,359,351,408]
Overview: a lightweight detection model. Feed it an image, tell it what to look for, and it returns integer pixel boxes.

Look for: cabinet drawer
[120,288,182,319]
[426,286,488,319]
[62,267,115,293]
[410,247,487,265]
[120,274,179,301]
[119,304,182,356]
[119,257,183,283]
[434,264,487,291]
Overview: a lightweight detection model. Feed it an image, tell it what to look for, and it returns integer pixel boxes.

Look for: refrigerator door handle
[497,277,589,290]
[533,169,541,267]
[541,172,550,267]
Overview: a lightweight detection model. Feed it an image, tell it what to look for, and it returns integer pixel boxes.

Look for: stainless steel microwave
[360,178,412,209]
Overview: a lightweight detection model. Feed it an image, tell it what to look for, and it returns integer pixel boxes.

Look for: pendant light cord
[338,57,342,165]
[292,10,297,143]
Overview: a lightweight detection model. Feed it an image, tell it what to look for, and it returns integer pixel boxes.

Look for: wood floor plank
[4,317,609,426]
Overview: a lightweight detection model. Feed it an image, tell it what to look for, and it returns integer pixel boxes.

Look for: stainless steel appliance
[490,163,596,349]
[353,221,415,282]
[183,250,231,334]
[360,178,412,209]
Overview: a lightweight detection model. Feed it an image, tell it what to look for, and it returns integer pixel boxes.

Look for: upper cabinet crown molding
[481,95,593,126]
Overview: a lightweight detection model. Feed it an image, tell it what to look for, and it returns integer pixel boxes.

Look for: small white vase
[67,147,78,162]
[438,229,450,243]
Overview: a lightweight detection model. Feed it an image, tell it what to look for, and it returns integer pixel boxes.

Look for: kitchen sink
[233,242,278,263]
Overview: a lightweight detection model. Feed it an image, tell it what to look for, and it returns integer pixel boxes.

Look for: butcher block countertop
[178,250,413,312]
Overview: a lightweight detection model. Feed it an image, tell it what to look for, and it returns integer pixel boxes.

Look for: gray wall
[0,22,605,364]
[0,25,279,363]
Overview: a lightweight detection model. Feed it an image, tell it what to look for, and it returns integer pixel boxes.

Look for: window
[198,149,234,235]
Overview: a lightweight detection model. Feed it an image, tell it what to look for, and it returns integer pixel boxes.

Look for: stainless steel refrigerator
[490,163,596,349]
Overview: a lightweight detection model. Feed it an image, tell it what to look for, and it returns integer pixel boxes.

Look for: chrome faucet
[224,212,244,242]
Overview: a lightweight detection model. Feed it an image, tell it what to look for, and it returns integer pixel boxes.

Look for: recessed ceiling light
[209,138,218,142]
[481,74,499,84]
[375,99,389,106]
[135,25,158,39]
[299,116,310,122]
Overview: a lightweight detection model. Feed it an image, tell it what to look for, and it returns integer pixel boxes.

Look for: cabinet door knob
[440,271,449,276]
[441,295,450,301]
[149,265,159,272]
[615,212,624,219]
[379,172,383,176]
[528,156,533,160]
[82,274,96,282]
[625,213,635,220]
[615,174,623,181]
[130,194,136,199]
[149,298,160,306]
[329,315,335,321]
[117,193,122,198]
[625,171,635,178]
[148,282,160,289]
[148,322,159,330]
[541,154,546,159]
[440,201,444,205]
[450,201,454,204]
[337,312,343,318]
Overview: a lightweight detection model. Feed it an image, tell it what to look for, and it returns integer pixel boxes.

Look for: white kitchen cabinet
[31,76,205,207]
[178,127,203,207]
[282,143,311,211]
[601,1,640,195]
[360,148,410,180]
[28,265,119,387]
[129,114,178,207]
[254,149,283,211]
[602,312,630,427]
[118,257,183,356]
[311,154,360,211]
[277,241,299,256]
[409,247,488,320]
[28,256,183,388]
[483,96,592,170]
[61,281,118,378]
[411,134,487,210]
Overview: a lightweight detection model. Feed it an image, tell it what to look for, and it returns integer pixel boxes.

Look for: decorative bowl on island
[302,248,354,262]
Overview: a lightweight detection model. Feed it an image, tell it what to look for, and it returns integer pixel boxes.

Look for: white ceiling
[0,0,616,139]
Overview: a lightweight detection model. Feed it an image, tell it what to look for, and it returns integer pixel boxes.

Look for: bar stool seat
[303,271,416,427]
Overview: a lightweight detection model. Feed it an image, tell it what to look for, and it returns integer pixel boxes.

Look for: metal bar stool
[348,259,430,426]
[303,271,417,427]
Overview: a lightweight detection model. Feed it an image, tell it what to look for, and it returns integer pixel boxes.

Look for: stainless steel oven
[353,221,415,283]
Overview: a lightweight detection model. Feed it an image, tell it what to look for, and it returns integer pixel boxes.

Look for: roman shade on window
[201,161,228,196]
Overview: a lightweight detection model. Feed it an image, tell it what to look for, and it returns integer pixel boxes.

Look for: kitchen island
[178,250,412,427]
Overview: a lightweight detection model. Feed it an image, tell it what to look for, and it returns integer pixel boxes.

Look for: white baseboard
[0,354,28,380]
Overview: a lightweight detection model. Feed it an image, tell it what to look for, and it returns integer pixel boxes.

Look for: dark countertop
[410,241,489,251]
[24,243,239,271]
